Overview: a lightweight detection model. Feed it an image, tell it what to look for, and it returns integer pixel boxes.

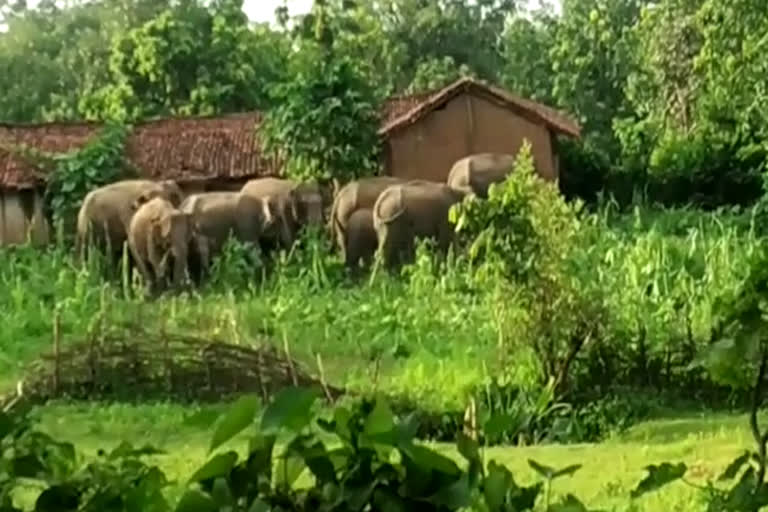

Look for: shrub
[450,140,605,392]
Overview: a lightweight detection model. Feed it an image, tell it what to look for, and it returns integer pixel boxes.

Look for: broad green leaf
[630,462,687,498]
[209,394,260,453]
[183,410,220,429]
[211,477,234,508]
[261,387,319,434]
[188,451,238,483]
[430,473,472,508]
[174,490,217,512]
[400,442,461,476]
[483,461,513,510]
[364,398,395,437]
[484,413,520,439]
[34,484,80,512]
[719,451,752,481]
[274,453,307,490]
[248,497,271,512]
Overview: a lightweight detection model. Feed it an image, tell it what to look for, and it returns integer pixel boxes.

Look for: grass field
[29,400,759,511]
[2,203,765,510]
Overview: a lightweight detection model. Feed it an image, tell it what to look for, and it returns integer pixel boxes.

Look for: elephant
[373,181,469,267]
[179,191,274,280]
[446,153,518,199]
[343,208,377,269]
[75,179,184,267]
[329,176,407,262]
[127,197,193,293]
[240,177,325,249]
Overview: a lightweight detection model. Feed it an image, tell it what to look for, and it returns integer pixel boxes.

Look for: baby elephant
[128,197,193,293]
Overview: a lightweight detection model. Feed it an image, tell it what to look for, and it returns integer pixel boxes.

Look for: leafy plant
[43,122,130,238]
[260,40,381,184]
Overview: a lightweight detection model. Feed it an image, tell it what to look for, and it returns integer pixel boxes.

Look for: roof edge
[377,77,581,138]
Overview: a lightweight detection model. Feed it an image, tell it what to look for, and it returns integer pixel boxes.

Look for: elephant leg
[197,236,212,276]
[171,250,189,289]
[377,223,401,269]
[129,243,154,293]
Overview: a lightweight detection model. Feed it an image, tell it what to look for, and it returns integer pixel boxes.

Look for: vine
[43,122,132,236]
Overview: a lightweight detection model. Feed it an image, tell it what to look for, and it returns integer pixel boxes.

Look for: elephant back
[241,177,294,198]
[373,184,407,225]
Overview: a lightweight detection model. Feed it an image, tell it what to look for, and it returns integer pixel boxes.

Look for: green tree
[551,0,648,158]
[500,2,559,104]
[260,41,382,183]
[80,0,289,120]
[372,0,516,92]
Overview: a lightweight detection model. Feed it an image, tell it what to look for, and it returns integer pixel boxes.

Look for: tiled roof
[0,121,99,189]
[0,83,580,189]
[123,112,276,182]
[378,77,581,138]
[0,113,273,189]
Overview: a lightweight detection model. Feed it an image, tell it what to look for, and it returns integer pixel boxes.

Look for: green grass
[29,400,761,511]
[2,204,766,509]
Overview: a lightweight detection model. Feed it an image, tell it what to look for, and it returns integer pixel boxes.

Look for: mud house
[0,78,578,246]
[379,77,581,183]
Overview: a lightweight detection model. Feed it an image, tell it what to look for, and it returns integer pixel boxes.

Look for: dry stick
[53,311,61,395]
[315,353,333,403]
[283,333,298,387]
[256,347,268,401]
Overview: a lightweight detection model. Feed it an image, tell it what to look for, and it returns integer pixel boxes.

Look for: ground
[32,401,760,511]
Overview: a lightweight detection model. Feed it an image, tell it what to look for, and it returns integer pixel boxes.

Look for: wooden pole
[53,311,61,394]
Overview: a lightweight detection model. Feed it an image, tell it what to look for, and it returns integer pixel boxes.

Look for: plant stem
[750,345,768,486]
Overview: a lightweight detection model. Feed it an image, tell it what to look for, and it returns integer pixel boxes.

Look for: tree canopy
[0,0,766,202]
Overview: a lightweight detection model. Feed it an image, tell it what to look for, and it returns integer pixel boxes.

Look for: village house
[0,78,579,246]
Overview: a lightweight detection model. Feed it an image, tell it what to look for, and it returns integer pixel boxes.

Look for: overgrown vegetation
[43,123,130,234]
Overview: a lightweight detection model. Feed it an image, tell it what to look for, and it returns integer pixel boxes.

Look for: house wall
[384,92,557,183]
[0,189,50,246]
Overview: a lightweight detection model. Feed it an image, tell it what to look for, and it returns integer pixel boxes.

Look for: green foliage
[43,122,130,235]
[80,0,287,120]
[260,41,382,183]
[450,141,602,390]
[450,140,584,284]
[0,406,171,512]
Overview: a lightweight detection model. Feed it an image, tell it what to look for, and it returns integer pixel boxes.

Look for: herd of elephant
[74,152,519,292]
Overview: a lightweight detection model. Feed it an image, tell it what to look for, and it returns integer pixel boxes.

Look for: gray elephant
[127,197,193,293]
[329,176,407,262]
[240,177,324,249]
[180,191,274,279]
[446,153,517,199]
[343,208,377,269]
[76,179,185,266]
[373,181,469,267]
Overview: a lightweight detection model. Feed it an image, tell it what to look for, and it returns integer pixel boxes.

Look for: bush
[450,140,604,392]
